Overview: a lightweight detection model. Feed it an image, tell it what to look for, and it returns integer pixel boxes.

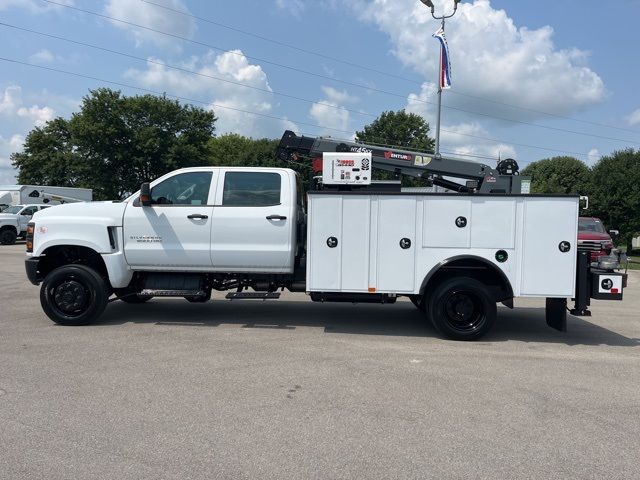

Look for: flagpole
[435,17,445,157]
[419,0,460,157]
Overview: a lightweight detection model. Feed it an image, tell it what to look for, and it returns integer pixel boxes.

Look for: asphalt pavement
[1,242,639,479]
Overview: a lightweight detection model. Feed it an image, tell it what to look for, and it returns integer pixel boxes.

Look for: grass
[621,248,640,270]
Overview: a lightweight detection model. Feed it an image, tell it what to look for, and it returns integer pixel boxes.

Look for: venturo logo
[384,151,413,161]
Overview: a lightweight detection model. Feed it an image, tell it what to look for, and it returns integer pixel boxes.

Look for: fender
[419,254,514,299]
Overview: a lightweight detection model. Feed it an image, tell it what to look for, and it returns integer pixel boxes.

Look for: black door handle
[266,215,287,220]
[187,214,208,219]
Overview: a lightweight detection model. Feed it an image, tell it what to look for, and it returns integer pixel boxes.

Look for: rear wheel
[427,277,496,341]
[40,264,109,325]
[0,229,17,245]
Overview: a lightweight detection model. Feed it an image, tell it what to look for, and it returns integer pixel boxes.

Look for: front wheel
[0,229,17,245]
[427,277,496,341]
[40,264,109,325]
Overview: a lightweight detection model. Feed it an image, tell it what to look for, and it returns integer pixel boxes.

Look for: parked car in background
[0,204,51,245]
[577,217,617,261]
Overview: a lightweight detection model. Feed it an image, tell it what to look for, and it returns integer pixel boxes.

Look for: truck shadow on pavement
[97,299,639,347]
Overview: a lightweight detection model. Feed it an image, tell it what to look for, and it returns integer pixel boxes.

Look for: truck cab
[122,167,297,273]
[0,204,50,245]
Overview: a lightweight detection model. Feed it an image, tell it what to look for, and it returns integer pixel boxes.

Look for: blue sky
[1,0,639,183]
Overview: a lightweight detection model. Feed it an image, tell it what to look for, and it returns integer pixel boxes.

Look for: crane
[276,130,529,194]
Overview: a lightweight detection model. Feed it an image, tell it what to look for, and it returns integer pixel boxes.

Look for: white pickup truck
[0,204,52,245]
[24,159,625,340]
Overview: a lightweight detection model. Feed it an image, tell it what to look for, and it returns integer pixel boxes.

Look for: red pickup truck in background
[578,217,618,261]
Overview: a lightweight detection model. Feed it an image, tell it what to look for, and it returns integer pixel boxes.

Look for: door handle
[266,215,287,220]
[187,214,208,219]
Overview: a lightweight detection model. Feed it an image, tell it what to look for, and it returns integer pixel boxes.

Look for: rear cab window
[221,172,282,207]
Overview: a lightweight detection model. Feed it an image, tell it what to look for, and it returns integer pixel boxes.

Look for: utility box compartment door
[470,198,516,249]
[520,197,578,296]
[308,195,343,291]
[375,197,417,293]
[423,197,471,248]
[307,195,371,291]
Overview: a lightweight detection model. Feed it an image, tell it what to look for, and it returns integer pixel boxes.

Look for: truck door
[211,170,294,273]
[19,206,38,233]
[123,171,216,269]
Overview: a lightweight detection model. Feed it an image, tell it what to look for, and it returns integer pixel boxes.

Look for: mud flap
[546,298,567,332]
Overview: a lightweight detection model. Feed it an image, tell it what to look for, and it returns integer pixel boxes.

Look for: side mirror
[140,182,152,206]
[609,229,619,238]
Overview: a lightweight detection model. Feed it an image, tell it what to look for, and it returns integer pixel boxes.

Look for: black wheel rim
[49,276,92,318]
[442,289,486,333]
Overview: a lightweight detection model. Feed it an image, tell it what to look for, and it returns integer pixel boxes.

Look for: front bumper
[25,256,42,285]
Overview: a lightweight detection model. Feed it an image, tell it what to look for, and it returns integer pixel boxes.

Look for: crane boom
[276,131,528,194]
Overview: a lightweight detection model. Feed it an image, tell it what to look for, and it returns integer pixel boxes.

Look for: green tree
[12,117,83,187]
[208,134,280,167]
[355,109,435,152]
[12,88,216,199]
[521,156,591,194]
[589,149,640,252]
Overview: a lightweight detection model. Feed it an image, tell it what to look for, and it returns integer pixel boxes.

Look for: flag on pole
[432,26,452,90]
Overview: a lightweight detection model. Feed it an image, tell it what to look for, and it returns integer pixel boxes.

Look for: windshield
[578,218,606,234]
[2,205,23,214]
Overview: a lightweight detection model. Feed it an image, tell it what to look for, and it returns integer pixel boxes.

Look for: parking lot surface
[1,242,639,479]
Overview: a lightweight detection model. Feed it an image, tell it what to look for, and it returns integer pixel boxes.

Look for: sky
[1,0,639,184]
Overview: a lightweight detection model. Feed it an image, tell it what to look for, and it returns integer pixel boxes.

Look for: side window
[150,172,213,206]
[21,207,37,216]
[222,172,281,207]
[39,206,50,210]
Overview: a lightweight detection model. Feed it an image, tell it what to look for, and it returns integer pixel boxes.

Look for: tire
[40,264,109,325]
[427,277,496,341]
[0,229,17,245]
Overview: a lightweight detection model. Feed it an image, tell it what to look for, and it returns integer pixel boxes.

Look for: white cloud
[126,50,297,137]
[309,86,356,136]
[29,49,55,64]
[275,0,305,16]
[0,0,73,13]
[406,81,515,162]
[0,85,56,127]
[0,85,64,183]
[345,0,605,121]
[626,109,640,127]
[0,134,24,184]
[587,148,600,166]
[104,0,196,48]
[0,85,20,114]
[17,105,55,127]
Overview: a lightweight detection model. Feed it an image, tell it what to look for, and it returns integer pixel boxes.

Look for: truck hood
[578,232,611,241]
[34,201,128,226]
